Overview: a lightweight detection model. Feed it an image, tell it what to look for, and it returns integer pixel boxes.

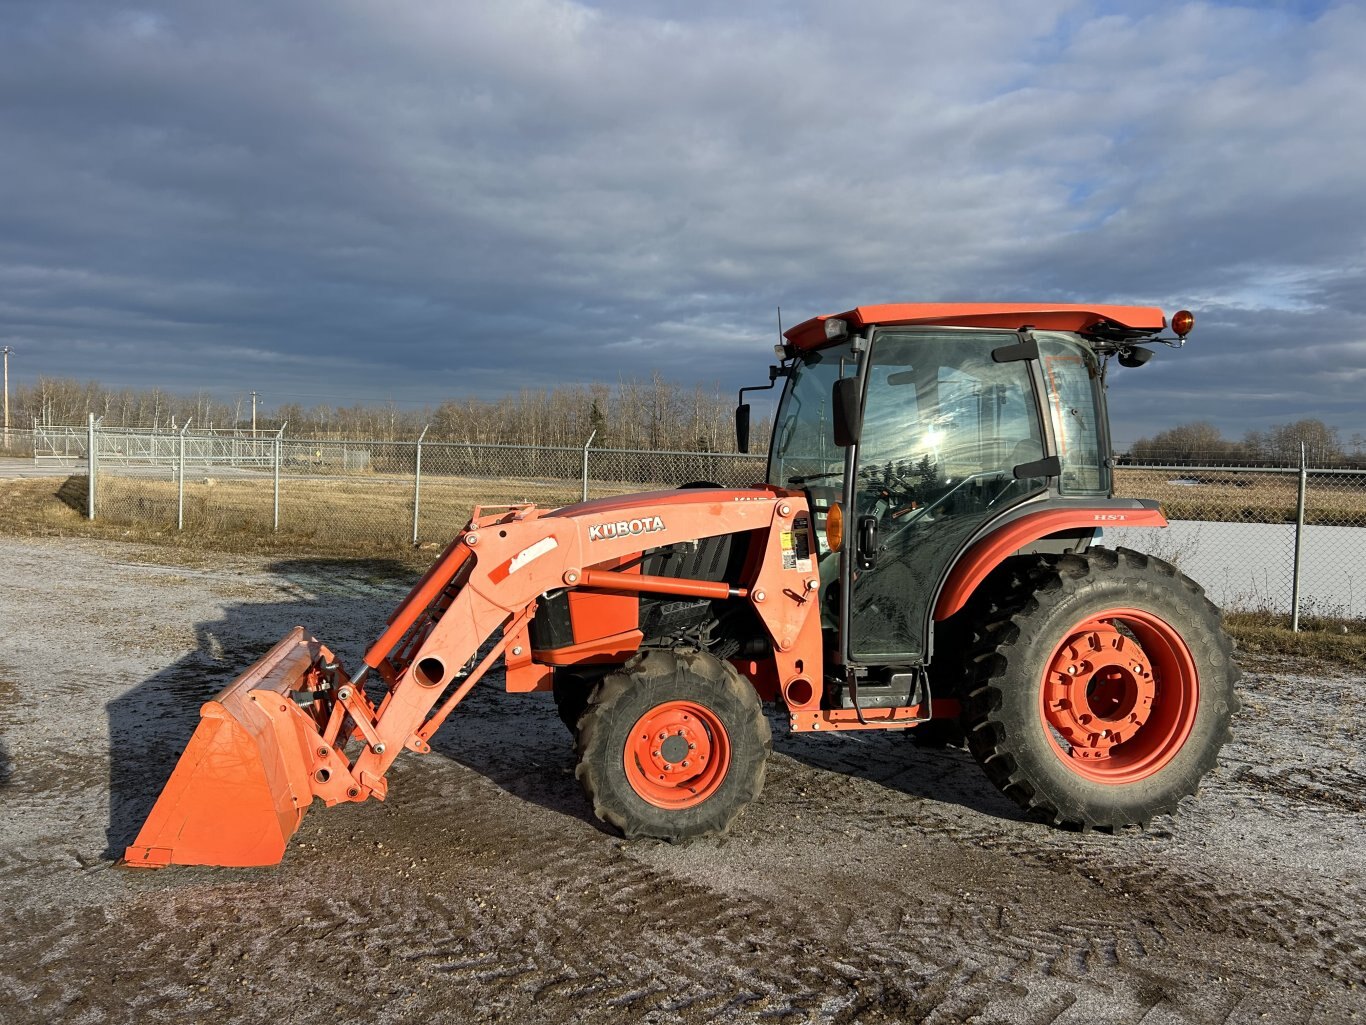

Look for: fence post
[1290,442,1307,632]
[86,413,96,520]
[581,429,597,502]
[177,419,192,530]
[411,424,430,545]
[273,423,287,532]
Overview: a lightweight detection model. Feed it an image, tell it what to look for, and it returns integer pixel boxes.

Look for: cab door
[843,330,1049,663]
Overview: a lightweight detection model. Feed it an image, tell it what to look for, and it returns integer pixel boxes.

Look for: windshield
[767,341,855,489]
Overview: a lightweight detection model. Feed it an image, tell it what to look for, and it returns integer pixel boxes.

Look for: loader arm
[125,488,822,868]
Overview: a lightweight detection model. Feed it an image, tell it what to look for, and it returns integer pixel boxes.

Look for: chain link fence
[0,426,36,460]
[15,422,1365,622]
[47,421,765,550]
[1114,463,1366,620]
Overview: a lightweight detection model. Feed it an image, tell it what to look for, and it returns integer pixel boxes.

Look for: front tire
[552,667,609,735]
[965,547,1239,829]
[575,649,771,840]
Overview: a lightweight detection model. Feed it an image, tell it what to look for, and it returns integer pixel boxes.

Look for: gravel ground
[0,535,1362,1025]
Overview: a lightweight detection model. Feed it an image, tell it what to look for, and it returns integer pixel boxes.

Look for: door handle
[857,515,879,570]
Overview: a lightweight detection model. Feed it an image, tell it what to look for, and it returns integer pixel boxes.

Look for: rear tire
[909,717,967,748]
[575,649,771,840]
[965,547,1239,829]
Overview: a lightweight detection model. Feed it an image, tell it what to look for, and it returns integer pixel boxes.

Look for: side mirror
[832,377,862,447]
[1013,455,1061,480]
[1118,346,1154,368]
[735,404,752,454]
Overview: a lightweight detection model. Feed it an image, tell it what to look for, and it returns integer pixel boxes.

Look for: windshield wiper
[787,470,844,485]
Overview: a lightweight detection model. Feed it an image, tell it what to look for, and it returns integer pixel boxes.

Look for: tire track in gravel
[2,539,1364,1025]
[763,720,1366,991]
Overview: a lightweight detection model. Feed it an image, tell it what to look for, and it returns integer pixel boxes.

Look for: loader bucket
[123,627,334,868]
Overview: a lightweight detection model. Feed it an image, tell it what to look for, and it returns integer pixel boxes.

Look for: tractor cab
[758,304,1170,676]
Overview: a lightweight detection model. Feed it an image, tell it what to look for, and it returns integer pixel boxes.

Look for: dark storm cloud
[1,1,1363,444]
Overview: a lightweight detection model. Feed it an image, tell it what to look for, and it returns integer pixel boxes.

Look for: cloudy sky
[3,0,1364,445]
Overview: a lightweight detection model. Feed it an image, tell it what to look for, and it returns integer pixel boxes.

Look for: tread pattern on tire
[575,648,772,841]
[964,546,1241,830]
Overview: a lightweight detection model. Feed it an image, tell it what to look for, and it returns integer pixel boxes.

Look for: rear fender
[933,506,1167,621]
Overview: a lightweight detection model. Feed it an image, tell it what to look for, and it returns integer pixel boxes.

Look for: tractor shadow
[424,686,608,833]
[773,727,1029,824]
[0,672,16,788]
[104,557,419,860]
[56,474,89,515]
[103,557,601,861]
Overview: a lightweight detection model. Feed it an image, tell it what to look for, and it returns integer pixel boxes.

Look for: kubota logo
[588,516,666,541]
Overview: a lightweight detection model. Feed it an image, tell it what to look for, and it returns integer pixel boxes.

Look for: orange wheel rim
[1039,608,1199,784]
[624,700,731,809]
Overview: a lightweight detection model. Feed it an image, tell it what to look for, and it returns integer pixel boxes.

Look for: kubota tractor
[125,303,1238,868]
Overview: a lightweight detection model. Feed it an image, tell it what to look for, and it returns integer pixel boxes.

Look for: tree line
[11,375,1360,466]
[10,374,763,452]
[1126,419,1366,466]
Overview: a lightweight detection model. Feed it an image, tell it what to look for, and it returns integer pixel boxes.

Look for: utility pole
[251,390,258,438]
[2,346,11,447]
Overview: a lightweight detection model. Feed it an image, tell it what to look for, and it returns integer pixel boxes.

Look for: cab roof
[783,303,1168,351]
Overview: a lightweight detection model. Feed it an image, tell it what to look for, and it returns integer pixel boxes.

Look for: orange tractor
[125,303,1238,867]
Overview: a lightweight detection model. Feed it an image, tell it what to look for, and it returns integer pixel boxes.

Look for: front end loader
[125,302,1238,868]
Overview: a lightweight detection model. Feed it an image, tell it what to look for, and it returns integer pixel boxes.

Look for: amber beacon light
[1171,310,1194,338]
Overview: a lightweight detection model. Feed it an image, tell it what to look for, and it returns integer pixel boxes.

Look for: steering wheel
[874,468,1013,551]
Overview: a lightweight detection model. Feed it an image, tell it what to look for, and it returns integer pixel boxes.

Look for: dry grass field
[0,472,646,559]
[1114,468,1366,526]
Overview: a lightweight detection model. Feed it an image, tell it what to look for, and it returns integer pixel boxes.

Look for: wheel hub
[625,701,728,807]
[1043,623,1156,761]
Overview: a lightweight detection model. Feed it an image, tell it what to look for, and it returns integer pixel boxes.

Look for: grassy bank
[1224,610,1366,671]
